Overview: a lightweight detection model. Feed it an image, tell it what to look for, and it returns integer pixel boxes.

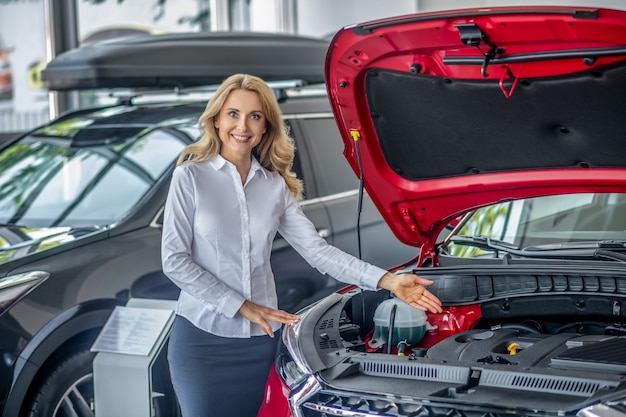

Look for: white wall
[297,0,417,38]
[0,0,49,131]
[77,0,198,40]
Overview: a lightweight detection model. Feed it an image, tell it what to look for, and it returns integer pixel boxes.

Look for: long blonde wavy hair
[177,73,303,200]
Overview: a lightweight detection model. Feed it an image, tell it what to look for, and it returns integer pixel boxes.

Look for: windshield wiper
[524,240,626,251]
[448,236,520,254]
[448,236,626,262]
[525,240,626,263]
[0,223,30,228]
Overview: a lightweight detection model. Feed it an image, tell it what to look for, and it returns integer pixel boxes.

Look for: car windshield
[446,193,626,258]
[0,116,188,228]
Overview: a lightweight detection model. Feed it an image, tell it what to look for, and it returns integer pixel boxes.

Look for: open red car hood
[325,6,626,250]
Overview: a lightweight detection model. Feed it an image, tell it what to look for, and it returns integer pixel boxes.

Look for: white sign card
[91,306,174,356]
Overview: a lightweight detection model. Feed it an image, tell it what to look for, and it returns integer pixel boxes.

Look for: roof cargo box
[41,32,329,91]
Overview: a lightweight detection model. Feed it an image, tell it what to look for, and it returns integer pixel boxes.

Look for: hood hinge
[418,242,436,267]
[400,207,419,234]
[399,207,437,266]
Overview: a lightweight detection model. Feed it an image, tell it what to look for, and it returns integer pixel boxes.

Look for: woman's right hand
[238,300,300,338]
[377,272,443,313]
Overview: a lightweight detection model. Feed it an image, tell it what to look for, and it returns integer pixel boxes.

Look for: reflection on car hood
[0,226,100,264]
[325,6,626,248]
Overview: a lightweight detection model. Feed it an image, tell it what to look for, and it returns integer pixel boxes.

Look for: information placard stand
[91,298,177,417]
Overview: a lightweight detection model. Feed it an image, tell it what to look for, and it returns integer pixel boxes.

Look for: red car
[260,5,626,417]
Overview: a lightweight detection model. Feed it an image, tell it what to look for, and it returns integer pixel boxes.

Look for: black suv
[0,33,415,416]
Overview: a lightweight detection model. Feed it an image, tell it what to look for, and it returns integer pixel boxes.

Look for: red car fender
[258,366,292,417]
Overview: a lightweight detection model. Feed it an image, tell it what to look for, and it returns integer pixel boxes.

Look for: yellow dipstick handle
[350,129,361,142]
[507,342,520,355]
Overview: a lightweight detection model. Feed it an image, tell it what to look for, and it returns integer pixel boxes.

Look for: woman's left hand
[377,272,443,313]
[238,300,300,338]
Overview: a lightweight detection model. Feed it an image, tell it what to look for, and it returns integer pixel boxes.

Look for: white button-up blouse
[161,154,387,337]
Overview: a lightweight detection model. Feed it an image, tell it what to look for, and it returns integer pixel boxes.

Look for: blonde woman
[161,73,442,416]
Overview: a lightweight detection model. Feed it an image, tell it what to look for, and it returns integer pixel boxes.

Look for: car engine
[292,286,626,417]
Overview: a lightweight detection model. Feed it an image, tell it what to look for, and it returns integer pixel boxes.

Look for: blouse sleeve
[276,183,386,291]
[161,165,245,318]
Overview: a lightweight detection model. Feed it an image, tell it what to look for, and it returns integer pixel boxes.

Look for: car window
[125,129,189,179]
[447,193,626,257]
[0,127,187,227]
[284,121,307,199]
[295,117,357,196]
[19,148,112,224]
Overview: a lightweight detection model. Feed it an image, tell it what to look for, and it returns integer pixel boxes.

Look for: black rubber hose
[385,303,397,354]
[498,323,541,334]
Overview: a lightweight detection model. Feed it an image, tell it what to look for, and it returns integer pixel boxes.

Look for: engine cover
[427,328,626,373]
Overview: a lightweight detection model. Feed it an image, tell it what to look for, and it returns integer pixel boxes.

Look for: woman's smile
[231,133,252,143]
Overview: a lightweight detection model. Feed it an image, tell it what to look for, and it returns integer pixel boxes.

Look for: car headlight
[579,401,626,417]
[276,304,325,417]
[276,305,314,389]
[0,271,49,315]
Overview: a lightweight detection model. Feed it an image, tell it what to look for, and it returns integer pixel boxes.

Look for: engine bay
[294,276,626,415]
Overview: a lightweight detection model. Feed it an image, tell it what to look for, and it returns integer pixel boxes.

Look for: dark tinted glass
[448,193,626,257]
[0,126,187,227]
[297,117,357,195]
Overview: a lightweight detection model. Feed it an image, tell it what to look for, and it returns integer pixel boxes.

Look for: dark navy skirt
[167,315,278,417]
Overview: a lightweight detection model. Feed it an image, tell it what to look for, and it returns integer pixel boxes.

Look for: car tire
[27,349,180,417]
[27,350,96,417]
